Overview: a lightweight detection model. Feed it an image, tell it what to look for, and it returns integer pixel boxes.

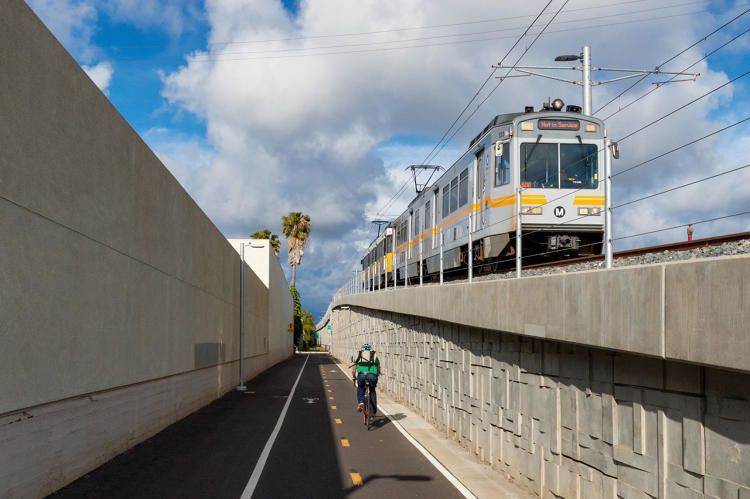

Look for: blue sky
[28,0,750,319]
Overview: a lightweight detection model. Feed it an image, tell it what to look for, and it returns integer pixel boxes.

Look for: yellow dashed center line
[335,418,342,424]
[329,396,334,400]
[331,405,337,410]
[350,472,363,486]
[340,438,350,447]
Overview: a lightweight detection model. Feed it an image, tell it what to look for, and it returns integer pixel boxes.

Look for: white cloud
[157,0,748,316]
[82,61,114,93]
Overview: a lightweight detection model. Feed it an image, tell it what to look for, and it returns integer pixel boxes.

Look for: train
[362,98,608,289]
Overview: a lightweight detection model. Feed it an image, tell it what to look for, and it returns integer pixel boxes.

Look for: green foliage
[290,285,303,348]
[250,228,281,256]
[290,285,302,316]
[289,285,319,350]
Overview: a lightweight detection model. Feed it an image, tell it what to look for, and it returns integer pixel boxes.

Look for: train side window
[424,201,431,230]
[442,186,449,218]
[449,177,459,213]
[495,142,510,186]
[458,168,469,206]
[414,210,420,237]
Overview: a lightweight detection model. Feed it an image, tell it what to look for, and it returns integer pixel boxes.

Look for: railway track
[524,230,750,270]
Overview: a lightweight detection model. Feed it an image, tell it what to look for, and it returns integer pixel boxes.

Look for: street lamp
[237,240,263,392]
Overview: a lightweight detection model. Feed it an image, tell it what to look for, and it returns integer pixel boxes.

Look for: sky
[27,0,750,319]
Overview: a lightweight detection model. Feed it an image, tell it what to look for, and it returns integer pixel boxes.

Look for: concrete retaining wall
[0,2,293,496]
[336,254,750,373]
[332,308,750,499]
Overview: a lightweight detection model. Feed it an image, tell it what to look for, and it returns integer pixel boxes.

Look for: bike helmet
[361,343,371,350]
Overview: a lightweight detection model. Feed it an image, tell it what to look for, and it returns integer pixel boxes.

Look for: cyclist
[350,343,380,415]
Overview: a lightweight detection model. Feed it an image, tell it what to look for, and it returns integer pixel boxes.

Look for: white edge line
[334,361,477,499]
[240,354,310,499]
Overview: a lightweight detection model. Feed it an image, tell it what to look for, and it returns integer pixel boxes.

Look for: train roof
[468,112,524,148]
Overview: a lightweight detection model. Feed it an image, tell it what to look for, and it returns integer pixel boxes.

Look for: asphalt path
[50,354,464,498]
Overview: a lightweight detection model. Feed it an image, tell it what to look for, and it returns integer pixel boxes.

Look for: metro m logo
[554,206,566,218]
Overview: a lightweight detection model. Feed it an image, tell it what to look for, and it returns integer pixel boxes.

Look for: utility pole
[495,45,699,116]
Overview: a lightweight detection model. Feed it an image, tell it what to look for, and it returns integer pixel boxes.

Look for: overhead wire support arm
[495,45,700,116]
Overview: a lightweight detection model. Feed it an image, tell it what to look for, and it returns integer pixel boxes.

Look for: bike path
[50,354,465,498]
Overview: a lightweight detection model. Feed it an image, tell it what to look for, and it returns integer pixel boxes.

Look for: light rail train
[362,99,608,288]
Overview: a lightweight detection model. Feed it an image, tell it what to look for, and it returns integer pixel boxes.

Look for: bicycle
[362,379,372,431]
[353,375,374,431]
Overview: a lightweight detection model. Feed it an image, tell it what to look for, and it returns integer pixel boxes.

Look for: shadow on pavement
[343,473,433,495]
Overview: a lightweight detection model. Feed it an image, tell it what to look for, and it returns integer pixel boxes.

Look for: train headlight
[521,121,534,131]
[552,98,564,111]
[578,207,602,216]
[521,206,543,215]
[585,123,597,133]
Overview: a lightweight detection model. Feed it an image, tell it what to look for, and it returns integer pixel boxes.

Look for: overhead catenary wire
[371,0,555,223]
[594,7,750,116]
[613,162,750,210]
[202,1,706,57]
[424,0,571,166]
[602,29,750,122]
[191,9,704,63]
[372,9,749,270]
[458,111,750,245]
[615,210,750,241]
[418,0,554,172]
[208,0,687,47]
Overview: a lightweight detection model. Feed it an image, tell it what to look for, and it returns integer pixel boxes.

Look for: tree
[281,212,311,287]
[250,229,280,256]
[289,285,304,349]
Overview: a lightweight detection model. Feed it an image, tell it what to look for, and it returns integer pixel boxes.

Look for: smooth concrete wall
[0,2,292,496]
[337,254,750,373]
[227,238,295,365]
[332,308,750,499]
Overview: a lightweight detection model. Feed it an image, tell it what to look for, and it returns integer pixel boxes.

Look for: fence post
[439,230,444,284]
[605,138,613,269]
[516,187,522,278]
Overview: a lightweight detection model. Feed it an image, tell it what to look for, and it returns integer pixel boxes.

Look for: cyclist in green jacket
[351,343,380,415]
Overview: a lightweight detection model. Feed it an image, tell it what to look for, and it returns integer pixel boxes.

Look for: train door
[476,148,489,230]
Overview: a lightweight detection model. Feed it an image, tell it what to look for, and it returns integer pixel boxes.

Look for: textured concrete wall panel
[332,307,750,499]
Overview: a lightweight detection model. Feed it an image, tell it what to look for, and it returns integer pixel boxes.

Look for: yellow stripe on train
[573,195,605,206]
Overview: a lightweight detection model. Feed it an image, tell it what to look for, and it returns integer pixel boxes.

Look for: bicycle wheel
[364,385,370,430]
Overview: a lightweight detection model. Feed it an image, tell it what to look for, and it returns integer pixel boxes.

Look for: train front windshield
[521,142,599,189]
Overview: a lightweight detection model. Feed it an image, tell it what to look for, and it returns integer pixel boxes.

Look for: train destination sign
[538,119,580,130]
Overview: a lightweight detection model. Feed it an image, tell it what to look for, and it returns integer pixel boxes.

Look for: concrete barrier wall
[0,2,292,496]
[332,307,750,499]
[336,254,750,373]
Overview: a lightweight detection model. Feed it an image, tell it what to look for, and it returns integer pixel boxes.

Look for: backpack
[355,350,377,368]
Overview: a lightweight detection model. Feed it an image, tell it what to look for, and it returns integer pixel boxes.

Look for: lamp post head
[554,54,580,62]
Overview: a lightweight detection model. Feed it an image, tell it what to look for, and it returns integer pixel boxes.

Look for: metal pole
[419,236,423,286]
[439,230,444,284]
[385,252,388,290]
[405,246,409,288]
[516,188,522,278]
[237,243,247,391]
[377,261,381,291]
[367,267,370,293]
[468,213,473,283]
[605,138,613,269]
[582,45,592,116]
[392,235,397,288]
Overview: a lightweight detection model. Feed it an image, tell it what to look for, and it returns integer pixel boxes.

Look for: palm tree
[281,212,311,287]
[250,229,281,256]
